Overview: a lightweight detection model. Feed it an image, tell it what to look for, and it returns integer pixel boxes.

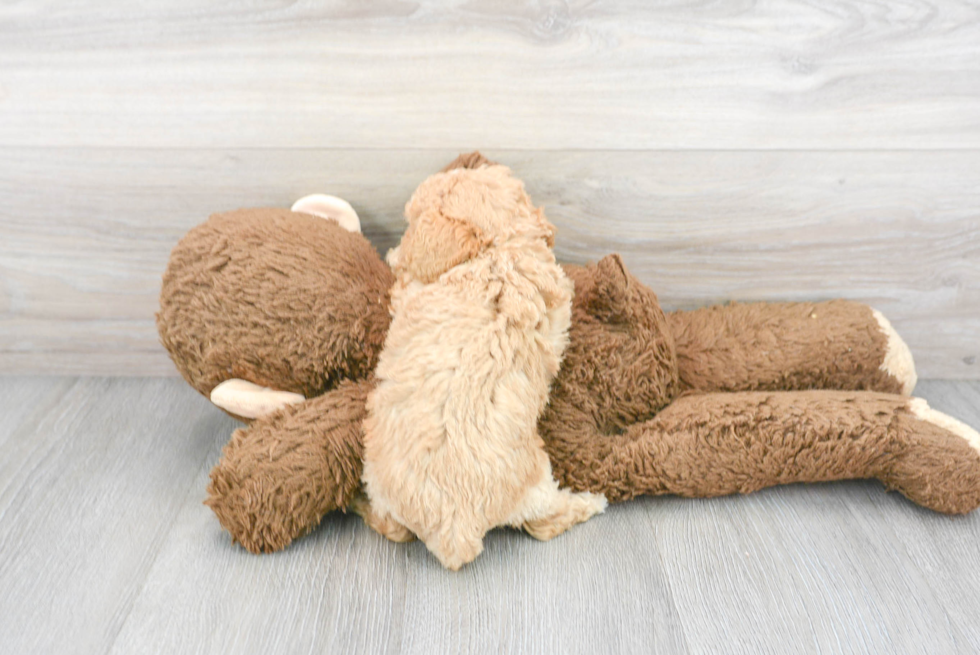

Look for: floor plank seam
[639,509,693,655]
[101,432,223,655]
[0,378,81,530]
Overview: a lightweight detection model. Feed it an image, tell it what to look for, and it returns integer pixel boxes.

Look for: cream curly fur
[359,165,606,570]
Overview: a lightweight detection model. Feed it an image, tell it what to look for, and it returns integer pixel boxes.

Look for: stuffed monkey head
[157,208,394,401]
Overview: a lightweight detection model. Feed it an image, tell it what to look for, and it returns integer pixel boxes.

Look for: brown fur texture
[544,263,980,512]
[205,379,371,552]
[157,154,980,555]
[157,208,393,399]
[670,300,904,394]
[550,389,980,513]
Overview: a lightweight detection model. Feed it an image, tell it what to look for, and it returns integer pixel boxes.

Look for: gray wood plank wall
[1,2,978,377]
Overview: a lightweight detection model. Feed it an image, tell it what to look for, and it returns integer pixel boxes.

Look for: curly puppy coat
[358,164,607,570]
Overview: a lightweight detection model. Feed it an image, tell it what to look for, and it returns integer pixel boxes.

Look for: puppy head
[388,164,555,283]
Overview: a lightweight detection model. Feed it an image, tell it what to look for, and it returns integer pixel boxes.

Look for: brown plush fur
[671,300,904,394]
[550,388,980,512]
[544,261,980,512]
[205,379,371,552]
[543,274,980,510]
[158,154,980,555]
[157,208,393,399]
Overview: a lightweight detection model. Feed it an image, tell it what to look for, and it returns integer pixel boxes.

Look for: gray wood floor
[1,378,979,654]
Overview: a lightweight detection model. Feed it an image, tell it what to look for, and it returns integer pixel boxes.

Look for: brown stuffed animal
[157,153,980,554]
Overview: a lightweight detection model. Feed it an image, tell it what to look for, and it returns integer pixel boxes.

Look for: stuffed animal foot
[871,309,917,395]
[891,397,980,513]
[908,397,980,451]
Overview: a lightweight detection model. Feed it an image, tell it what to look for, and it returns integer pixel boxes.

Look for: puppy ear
[399,210,490,283]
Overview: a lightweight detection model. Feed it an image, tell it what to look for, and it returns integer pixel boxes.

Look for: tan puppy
[358,165,607,570]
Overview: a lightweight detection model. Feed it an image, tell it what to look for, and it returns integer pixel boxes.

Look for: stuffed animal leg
[544,390,980,513]
[544,261,980,512]
[668,300,916,396]
[207,384,980,554]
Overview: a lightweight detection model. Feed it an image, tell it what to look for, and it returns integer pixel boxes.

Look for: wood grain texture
[1,1,979,149]
[0,376,73,449]
[1,378,978,654]
[2,148,977,377]
[0,377,229,654]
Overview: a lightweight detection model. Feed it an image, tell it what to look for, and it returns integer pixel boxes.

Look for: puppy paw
[873,309,917,395]
[291,194,361,233]
[582,491,609,515]
[431,537,484,571]
[349,493,416,543]
[523,491,607,542]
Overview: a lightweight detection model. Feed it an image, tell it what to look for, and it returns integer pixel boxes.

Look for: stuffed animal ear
[397,210,490,283]
[584,254,633,321]
[597,253,630,289]
[290,194,361,233]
